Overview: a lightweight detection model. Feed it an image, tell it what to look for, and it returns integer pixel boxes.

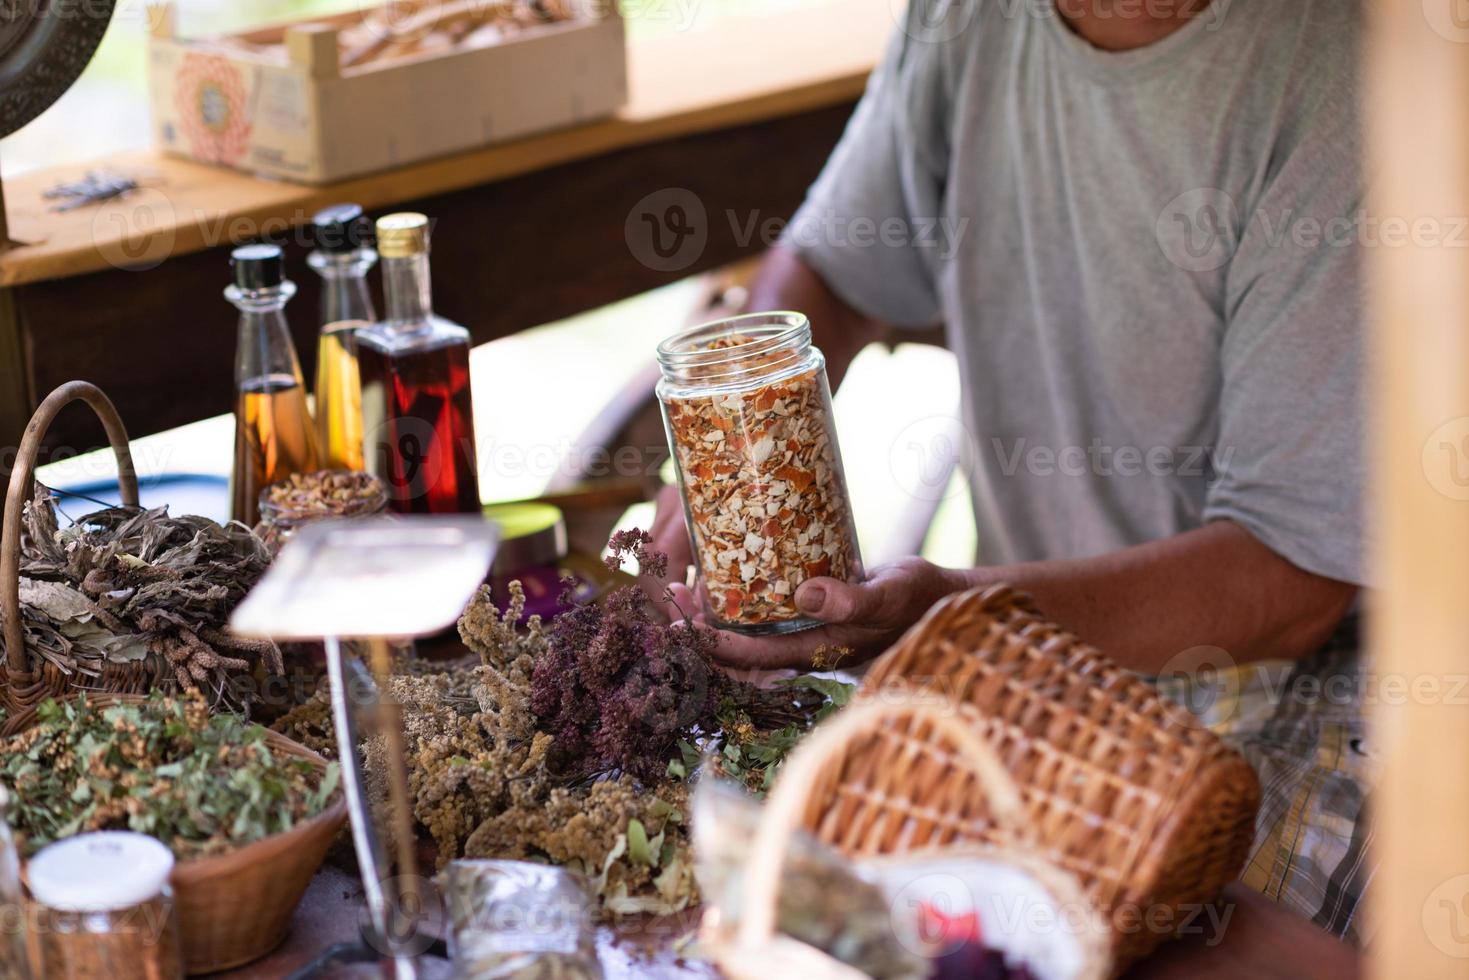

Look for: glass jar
[255,470,390,556]
[656,312,863,634]
[0,788,32,978]
[28,833,183,980]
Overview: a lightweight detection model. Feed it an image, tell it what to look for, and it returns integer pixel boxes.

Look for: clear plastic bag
[691,779,926,980]
[440,861,602,980]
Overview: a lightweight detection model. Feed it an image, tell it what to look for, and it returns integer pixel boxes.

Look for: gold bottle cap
[376,212,430,258]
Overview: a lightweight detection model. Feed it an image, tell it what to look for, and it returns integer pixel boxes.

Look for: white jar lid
[28,833,174,911]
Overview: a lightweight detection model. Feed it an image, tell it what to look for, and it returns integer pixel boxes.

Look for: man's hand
[652,487,696,593]
[666,557,970,671]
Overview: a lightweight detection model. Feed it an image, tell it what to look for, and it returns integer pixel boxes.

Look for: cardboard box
[148,2,627,184]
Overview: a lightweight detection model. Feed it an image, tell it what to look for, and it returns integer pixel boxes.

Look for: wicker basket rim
[15,692,346,871]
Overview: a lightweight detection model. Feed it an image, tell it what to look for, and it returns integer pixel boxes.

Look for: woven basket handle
[735,697,1025,951]
[2,382,139,674]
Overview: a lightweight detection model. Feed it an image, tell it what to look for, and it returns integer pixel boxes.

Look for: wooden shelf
[0,0,890,287]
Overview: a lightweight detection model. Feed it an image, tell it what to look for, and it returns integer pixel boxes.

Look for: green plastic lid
[483,502,568,573]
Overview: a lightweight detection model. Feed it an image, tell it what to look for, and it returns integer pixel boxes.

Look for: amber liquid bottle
[308,203,377,471]
[358,213,481,514]
[227,244,320,526]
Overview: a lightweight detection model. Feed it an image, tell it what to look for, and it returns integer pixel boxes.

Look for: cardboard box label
[171,52,255,166]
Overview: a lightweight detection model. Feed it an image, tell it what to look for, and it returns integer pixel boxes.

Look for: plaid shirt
[1154,616,1372,943]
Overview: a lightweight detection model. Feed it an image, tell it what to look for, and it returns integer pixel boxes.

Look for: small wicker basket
[829,584,1262,969]
[18,694,347,975]
[714,698,1111,980]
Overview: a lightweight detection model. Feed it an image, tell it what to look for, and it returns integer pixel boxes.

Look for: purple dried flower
[531,532,720,782]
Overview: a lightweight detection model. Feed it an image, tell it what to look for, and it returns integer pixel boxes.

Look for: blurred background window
[0,0,834,173]
[21,0,977,565]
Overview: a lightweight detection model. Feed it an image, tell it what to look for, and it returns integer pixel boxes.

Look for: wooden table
[209,630,1363,978]
[219,871,1359,979]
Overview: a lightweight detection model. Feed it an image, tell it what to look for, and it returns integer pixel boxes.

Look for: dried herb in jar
[657,315,863,631]
[255,469,388,552]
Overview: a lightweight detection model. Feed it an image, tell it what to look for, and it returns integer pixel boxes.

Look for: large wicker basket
[19,694,347,975]
[804,584,1261,969]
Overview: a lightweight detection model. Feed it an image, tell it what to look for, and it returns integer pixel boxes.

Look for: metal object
[0,0,117,138]
[231,516,499,980]
[41,170,140,211]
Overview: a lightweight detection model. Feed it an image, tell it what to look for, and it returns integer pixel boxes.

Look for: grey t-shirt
[786,0,1365,584]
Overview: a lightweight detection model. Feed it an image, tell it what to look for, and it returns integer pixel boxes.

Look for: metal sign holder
[231,516,499,979]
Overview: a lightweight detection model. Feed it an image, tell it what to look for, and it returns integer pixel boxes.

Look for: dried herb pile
[0,692,339,859]
[10,487,280,700]
[531,531,724,783]
[272,531,854,916]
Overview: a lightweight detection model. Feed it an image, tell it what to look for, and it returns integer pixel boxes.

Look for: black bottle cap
[231,243,285,290]
[311,203,372,253]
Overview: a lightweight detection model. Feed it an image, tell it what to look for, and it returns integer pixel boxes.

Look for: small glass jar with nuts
[255,470,389,555]
[656,312,863,634]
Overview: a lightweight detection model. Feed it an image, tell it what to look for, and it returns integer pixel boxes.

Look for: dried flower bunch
[272,536,855,917]
[530,530,723,782]
[664,335,861,627]
[0,692,340,859]
[10,487,280,702]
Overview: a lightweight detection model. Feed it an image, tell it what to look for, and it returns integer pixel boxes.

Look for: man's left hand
[666,557,972,671]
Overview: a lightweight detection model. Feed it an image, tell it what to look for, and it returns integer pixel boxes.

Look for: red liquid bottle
[358,213,482,514]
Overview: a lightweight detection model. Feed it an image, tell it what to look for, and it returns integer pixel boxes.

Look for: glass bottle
[227,243,320,527]
[358,213,482,514]
[0,788,31,979]
[308,203,376,472]
[656,312,863,634]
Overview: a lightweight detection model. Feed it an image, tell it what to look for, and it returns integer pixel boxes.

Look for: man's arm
[670,519,1357,674]
[744,245,890,388]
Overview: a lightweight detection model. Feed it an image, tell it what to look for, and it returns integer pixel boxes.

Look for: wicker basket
[0,382,149,735]
[715,698,1111,980]
[0,381,280,738]
[19,693,347,974]
[814,584,1262,969]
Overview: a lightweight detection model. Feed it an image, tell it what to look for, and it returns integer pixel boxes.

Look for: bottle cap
[231,243,285,290]
[311,203,373,254]
[28,833,175,911]
[376,212,430,259]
